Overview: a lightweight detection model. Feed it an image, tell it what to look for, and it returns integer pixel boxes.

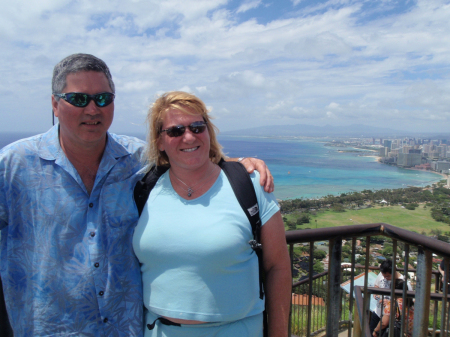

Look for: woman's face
[158,107,211,172]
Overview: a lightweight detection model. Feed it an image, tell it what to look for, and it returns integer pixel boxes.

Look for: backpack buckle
[249,239,262,251]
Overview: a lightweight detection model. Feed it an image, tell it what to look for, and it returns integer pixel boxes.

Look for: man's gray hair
[52,53,115,96]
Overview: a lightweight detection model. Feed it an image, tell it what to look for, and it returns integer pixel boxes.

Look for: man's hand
[238,157,274,193]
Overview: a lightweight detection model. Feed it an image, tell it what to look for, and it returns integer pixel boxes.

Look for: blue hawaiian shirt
[0,125,147,336]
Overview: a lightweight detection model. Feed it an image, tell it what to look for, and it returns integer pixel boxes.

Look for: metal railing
[286,223,450,337]
[2,222,450,337]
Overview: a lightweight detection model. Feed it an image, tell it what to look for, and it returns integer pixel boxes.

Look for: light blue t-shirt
[133,169,279,322]
[0,125,147,336]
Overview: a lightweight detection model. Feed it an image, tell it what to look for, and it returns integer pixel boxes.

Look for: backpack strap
[134,164,170,216]
[218,159,264,300]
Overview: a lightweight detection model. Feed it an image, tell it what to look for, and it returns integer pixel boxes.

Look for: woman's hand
[236,157,274,193]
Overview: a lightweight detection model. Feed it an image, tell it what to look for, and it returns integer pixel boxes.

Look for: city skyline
[1,0,450,135]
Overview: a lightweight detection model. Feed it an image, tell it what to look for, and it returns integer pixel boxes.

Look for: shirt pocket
[101,176,140,231]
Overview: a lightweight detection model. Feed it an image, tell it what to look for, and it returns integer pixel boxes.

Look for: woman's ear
[157,137,164,152]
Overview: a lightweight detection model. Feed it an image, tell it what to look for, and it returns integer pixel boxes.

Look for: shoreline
[276,161,446,201]
[365,155,381,161]
[402,167,448,179]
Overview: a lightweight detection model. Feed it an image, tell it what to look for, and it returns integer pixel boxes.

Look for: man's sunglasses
[53,92,115,108]
[160,121,208,138]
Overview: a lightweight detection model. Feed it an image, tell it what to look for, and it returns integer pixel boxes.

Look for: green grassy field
[286,204,448,235]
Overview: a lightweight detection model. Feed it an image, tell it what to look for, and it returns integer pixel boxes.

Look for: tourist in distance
[372,280,414,337]
[370,259,413,334]
[438,259,450,293]
[132,91,291,337]
[0,54,274,336]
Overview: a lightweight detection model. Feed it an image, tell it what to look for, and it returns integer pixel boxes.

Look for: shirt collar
[37,124,131,161]
[37,124,63,160]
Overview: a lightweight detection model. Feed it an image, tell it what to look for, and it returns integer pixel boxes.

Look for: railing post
[348,237,356,337]
[402,244,410,337]
[327,237,342,337]
[353,301,361,337]
[362,236,371,333]
[441,257,449,337]
[289,244,293,337]
[388,240,397,337]
[412,246,432,337]
[308,242,314,337]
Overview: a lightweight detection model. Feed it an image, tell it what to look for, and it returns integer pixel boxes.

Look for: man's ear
[52,95,59,118]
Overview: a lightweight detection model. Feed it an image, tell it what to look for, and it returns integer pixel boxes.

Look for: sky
[1,0,450,136]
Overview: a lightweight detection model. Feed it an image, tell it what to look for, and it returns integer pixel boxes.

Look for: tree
[332,203,345,212]
[313,261,324,273]
[313,250,327,260]
[382,245,393,257]
[287,221,297,231]
[431,228,443,237]
[342,245,352,255]
[356,256,366,265]
[298,214,310,224]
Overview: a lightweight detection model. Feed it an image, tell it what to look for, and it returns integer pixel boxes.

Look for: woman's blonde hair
[146,91,225,166]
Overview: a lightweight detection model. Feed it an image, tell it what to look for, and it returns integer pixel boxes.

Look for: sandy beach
[403,167,448,179]
[366,155,381,162]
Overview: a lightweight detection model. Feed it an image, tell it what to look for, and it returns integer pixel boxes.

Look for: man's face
[52,71,114,151]
[381,271,392,280]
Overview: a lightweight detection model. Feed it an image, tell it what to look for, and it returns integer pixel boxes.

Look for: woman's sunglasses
[160,121,208,138]
[53,92,115,108]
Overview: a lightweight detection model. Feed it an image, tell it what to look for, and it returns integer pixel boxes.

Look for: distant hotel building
[431,161,450,173]
[377,137,449,173]
[397,152,422,167]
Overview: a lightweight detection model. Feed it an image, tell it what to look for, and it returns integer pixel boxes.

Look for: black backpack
[133,159,268,335]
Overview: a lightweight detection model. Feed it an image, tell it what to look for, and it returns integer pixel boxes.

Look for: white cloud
[196,86,208,93]
[326,111,338,119]
[0,0,450,134]
[290,0,303,6]
[236,0,262,14]
[267,100,291,111]
[178,85,193,93]
[327,102,340,109]
[227,70,265,87]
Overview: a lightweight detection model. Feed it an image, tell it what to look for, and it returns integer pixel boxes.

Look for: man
[0,53,273,336]
[369,259,412,334]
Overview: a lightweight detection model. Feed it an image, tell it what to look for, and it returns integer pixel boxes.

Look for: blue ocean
[217,135,443,200]
[0,132,442,200]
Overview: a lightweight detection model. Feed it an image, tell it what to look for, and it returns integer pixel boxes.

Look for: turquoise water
[1,133,442,201]
[218,136,443,200]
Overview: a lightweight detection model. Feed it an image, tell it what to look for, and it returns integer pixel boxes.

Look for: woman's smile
[180,146,199,152]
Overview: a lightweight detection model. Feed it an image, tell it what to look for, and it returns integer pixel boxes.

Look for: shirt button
[103,318,108,323]
[94,263,100,268]
[89,203,94,208]
[90,232,95,237]
[99,291,104,296]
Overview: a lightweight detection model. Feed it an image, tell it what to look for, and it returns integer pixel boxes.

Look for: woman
[133,91,291,337]
[372,280,414,337]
